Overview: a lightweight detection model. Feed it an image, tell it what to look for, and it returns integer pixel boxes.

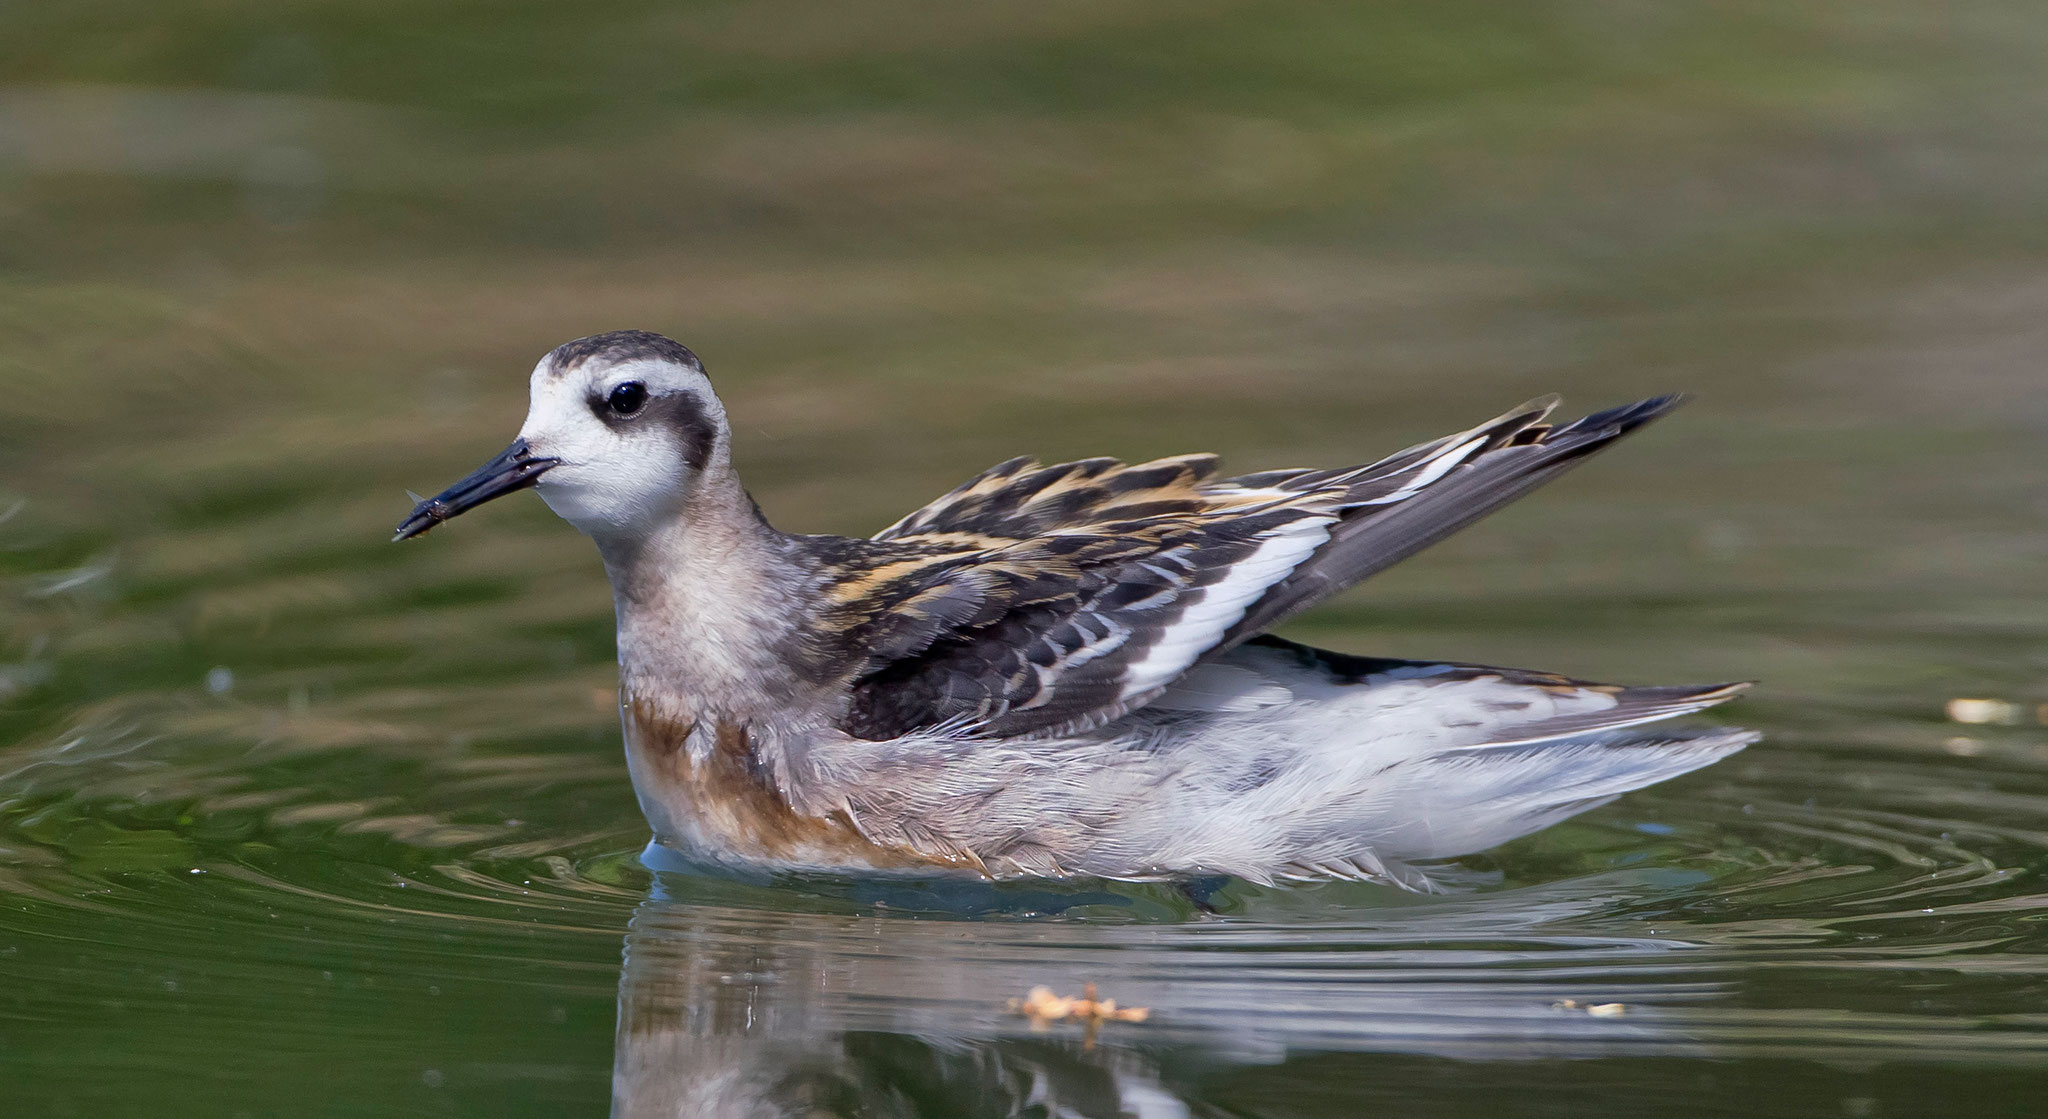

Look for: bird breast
[619,692,957,873]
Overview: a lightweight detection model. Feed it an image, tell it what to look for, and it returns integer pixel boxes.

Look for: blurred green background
[4,2,2048,1116]
[7,2,2045,692]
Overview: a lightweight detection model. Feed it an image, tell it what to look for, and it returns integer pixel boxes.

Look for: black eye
[606,382,648,416]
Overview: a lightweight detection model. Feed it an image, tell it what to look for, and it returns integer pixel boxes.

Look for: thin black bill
[392,438,560,541]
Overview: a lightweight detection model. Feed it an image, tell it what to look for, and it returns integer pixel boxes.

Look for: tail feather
[1478,680,1753,746]
[1168,636,1757,887]
[1365,727,1758,861]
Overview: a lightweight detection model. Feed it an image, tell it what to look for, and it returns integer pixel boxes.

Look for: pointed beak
[393,438,561,541]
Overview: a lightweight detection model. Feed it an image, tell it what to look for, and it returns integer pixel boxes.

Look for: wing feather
[824,454,1344,738]
[827,395,1677,739]
[1210,395,1680,653]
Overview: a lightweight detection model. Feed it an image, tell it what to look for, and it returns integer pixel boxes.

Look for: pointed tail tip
[1552,392,1688,442]
[1618,392,1688,427]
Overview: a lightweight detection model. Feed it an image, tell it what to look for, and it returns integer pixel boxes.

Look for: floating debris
[1011,983,1149,1047]
[1553,999,1628,1017]
[1946,698,2022,726]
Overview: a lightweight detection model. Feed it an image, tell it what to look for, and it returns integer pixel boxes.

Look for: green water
[4,3,2047,1115]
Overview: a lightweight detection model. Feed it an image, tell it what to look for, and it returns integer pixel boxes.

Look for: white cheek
[518,373,685,536]
[535,453,687,535]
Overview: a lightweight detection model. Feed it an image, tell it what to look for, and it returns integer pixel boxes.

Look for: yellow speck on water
[1010,983,1149,1048]
[1946,698,2021,725]
[1553,999,1628,1017]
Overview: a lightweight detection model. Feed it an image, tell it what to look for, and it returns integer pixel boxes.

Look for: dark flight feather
[1209,395,1682,654]
[813,396,1678,741]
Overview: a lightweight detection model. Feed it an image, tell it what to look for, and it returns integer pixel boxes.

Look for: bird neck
[594,467,818,723]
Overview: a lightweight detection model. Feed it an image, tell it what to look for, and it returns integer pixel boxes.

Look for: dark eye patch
[658,395,720,469]
[592,383,720,468]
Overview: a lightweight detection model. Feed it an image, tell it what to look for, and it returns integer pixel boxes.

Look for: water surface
[5,3,2048,1115]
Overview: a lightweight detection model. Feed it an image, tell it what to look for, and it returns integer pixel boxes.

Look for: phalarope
[397,330,1753,888]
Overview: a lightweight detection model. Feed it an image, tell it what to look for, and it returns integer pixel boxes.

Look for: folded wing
[829,456,1342,738]
[827,396,1676,739]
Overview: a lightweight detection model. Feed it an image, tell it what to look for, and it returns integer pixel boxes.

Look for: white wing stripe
[1116,517,1332,701]
[1355,435,1487,505]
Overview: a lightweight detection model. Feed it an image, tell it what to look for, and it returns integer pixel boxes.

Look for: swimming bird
[396,330,1753,889]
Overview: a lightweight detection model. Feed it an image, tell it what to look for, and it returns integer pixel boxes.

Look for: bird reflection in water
[609,870,1705,1117]
[612,887,1192,1117]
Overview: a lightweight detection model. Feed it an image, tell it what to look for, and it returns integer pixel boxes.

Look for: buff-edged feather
[806,395,1680,741]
